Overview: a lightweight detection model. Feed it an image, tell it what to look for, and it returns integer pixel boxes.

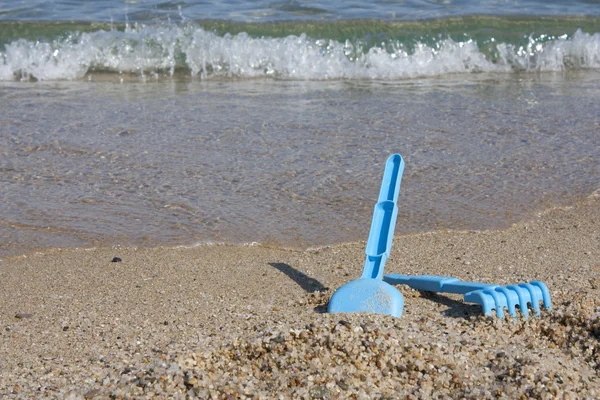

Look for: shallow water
[1,71,599,257]
[1,0,599,257]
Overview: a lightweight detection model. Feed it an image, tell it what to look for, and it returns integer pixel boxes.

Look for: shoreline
[1,193,599,397]
[2,188,598,261]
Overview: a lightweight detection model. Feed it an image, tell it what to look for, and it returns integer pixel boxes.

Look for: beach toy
[384,275,552,319]
[328,153,405,317]
[328,153,552,319]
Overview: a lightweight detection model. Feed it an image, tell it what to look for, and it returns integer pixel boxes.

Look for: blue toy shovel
[328,154,405,317]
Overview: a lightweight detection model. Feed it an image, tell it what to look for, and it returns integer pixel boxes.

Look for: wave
[1,21,599,81]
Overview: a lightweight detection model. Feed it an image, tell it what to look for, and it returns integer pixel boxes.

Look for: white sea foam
[496,30,600,70]
[1,25,599,81]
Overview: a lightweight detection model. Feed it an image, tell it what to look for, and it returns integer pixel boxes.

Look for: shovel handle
[361,154,404,280]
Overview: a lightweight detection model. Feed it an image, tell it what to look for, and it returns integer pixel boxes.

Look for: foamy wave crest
[496,30,600,70]
[1,24,599,81]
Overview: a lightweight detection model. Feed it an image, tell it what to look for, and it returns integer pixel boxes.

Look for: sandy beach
[2,1,600,398]
[1,191,599,398]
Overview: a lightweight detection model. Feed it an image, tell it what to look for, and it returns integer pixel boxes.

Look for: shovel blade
[328,279,404,318]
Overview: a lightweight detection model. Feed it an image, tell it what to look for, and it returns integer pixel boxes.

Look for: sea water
[0,1,599,257]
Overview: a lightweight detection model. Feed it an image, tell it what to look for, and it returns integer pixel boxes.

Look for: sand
[0,191,599,399]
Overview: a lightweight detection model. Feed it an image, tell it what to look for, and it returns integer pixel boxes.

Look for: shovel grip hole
[366,201,395,256]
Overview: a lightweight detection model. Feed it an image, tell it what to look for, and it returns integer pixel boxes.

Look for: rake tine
[487,289,506,318]
[519,283,541,316]
[465,290,495,317]
[531,281,552,311]
[506,284,530,319]
[496,287,518,318]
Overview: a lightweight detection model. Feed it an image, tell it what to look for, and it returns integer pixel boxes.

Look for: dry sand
[1,192,599,399]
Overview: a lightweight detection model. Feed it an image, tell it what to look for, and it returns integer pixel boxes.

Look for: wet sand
[0,191,599,398]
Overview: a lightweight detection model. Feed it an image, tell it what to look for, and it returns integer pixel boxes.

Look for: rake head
[464,281,552,319]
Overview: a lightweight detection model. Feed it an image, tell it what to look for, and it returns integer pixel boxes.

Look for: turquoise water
[0,1,599,257]
[1,0,599,22]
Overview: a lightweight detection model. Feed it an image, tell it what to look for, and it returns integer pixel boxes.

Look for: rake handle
[384,274,496,294]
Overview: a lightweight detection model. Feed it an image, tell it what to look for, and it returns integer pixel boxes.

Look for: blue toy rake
[328,154,552,319]
[384,275,551,319]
